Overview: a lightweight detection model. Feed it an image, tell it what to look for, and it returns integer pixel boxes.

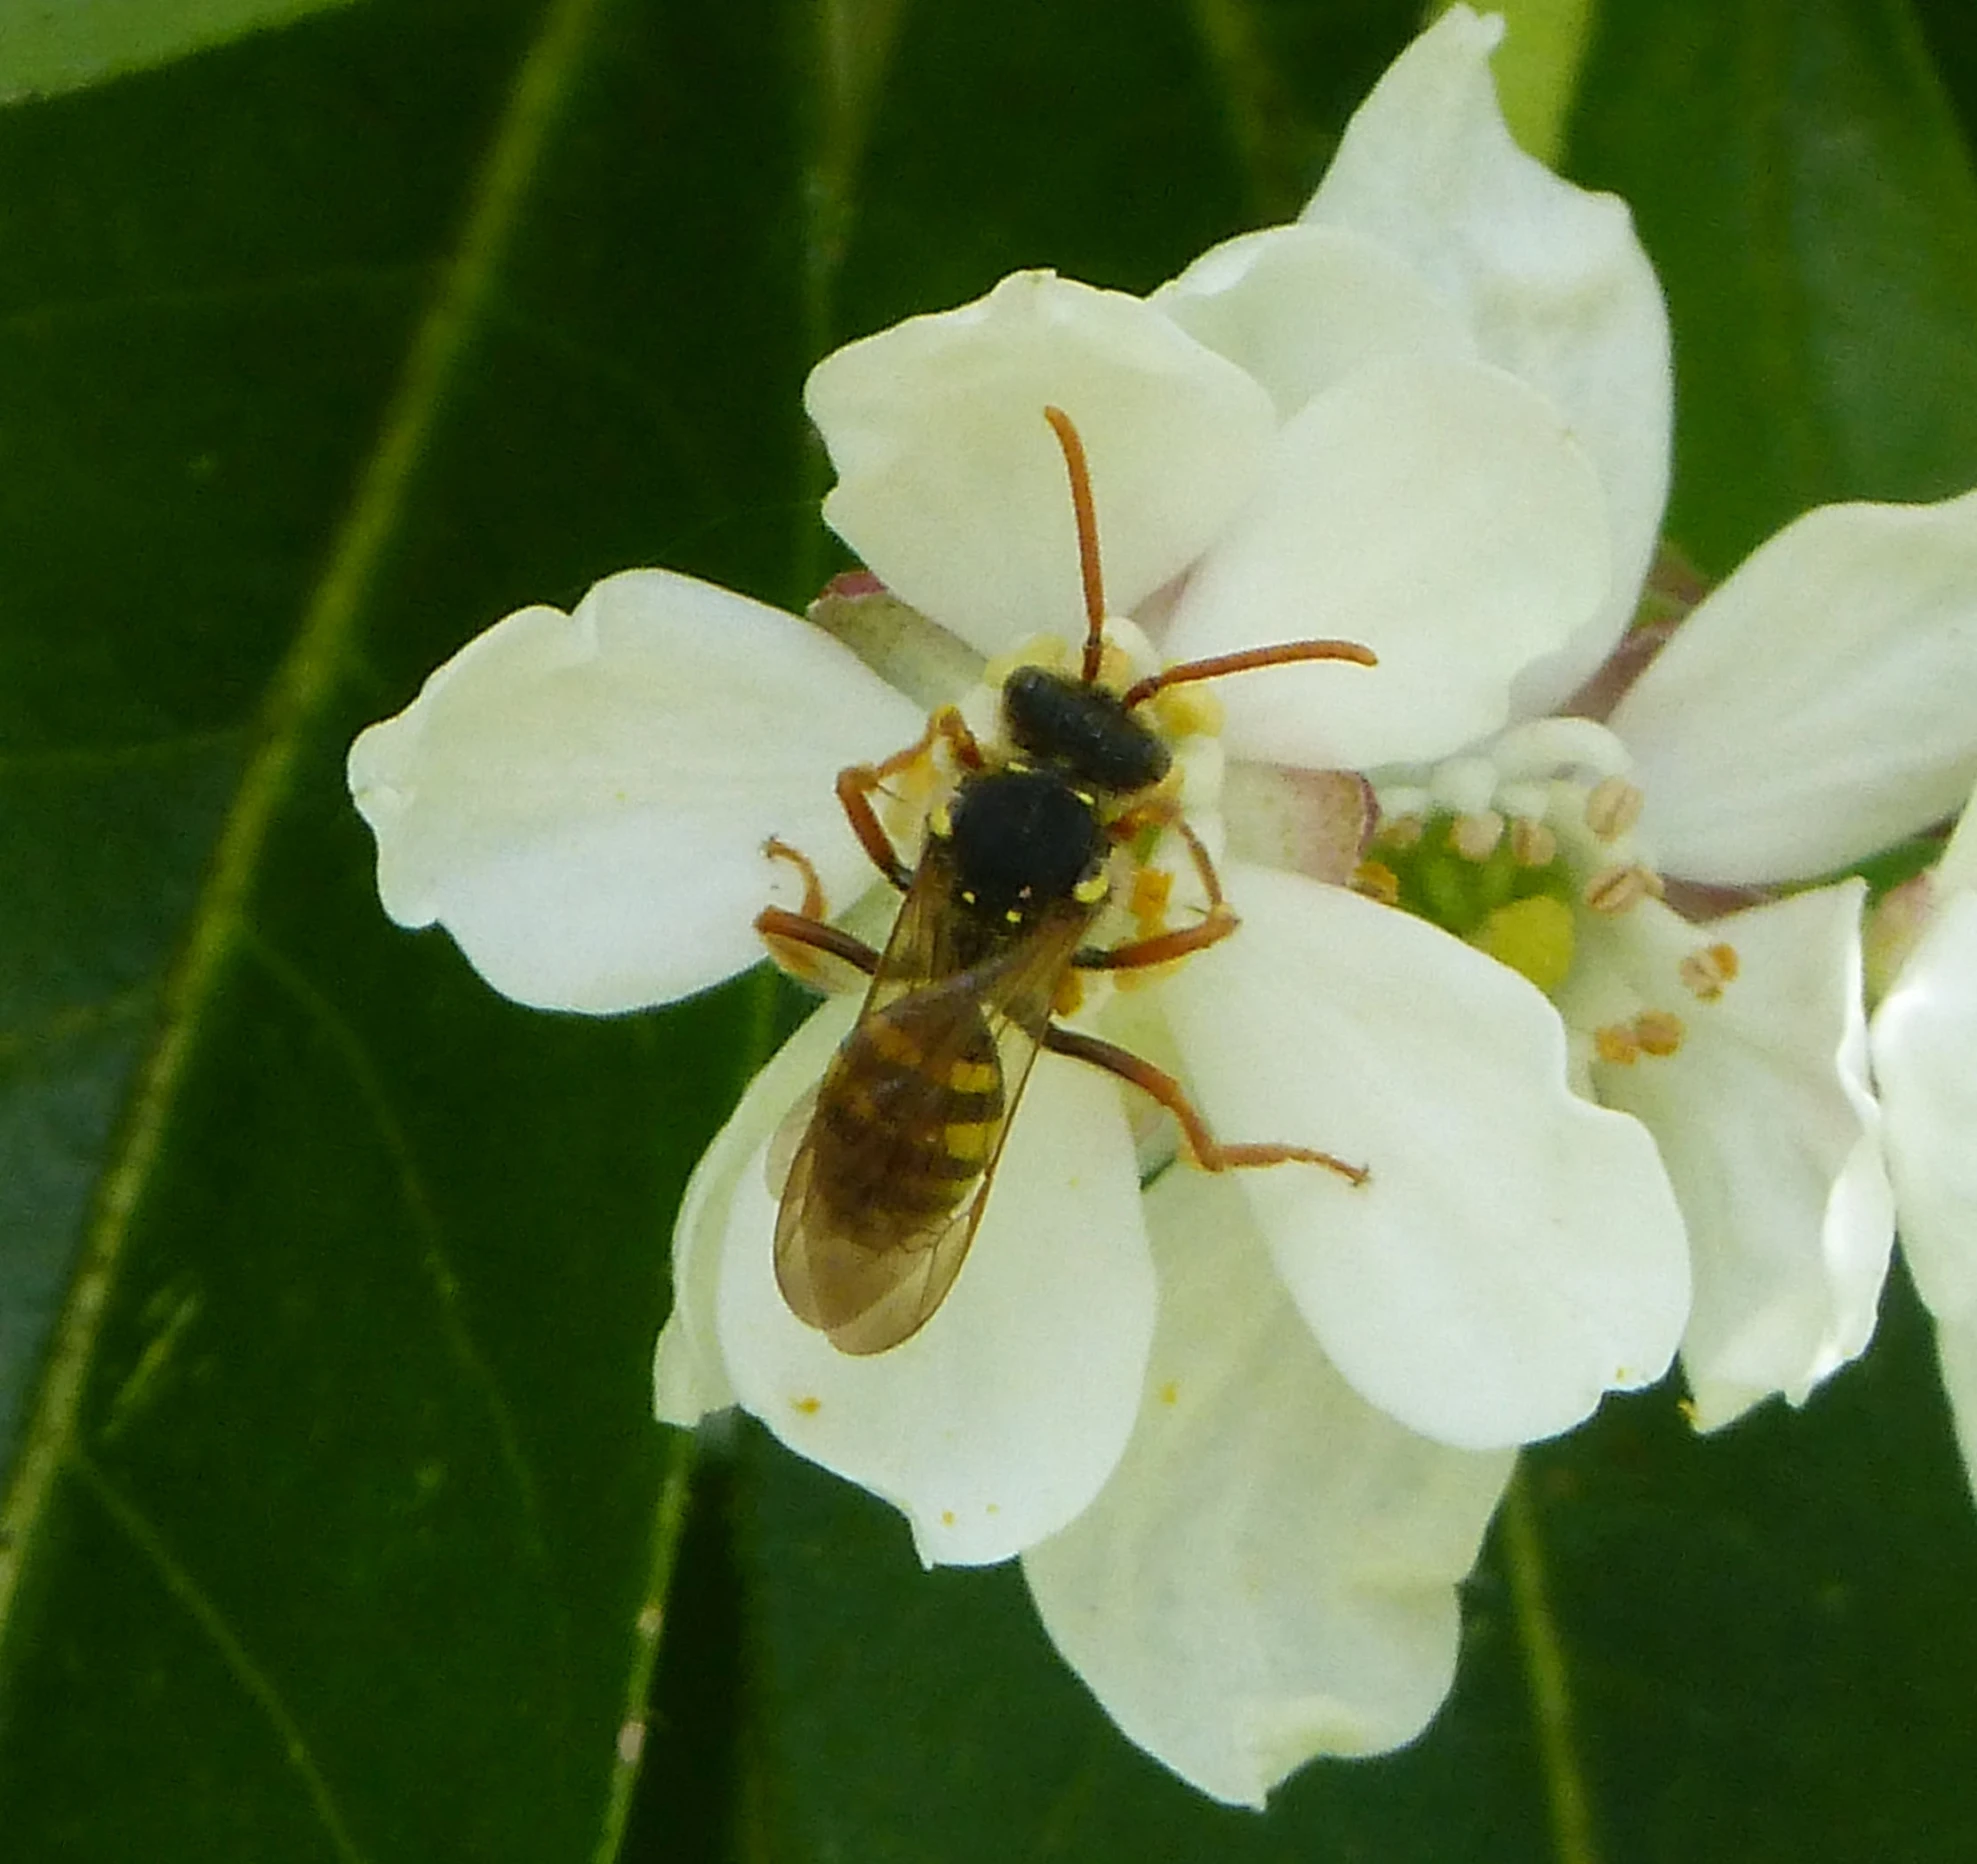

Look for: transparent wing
[774,847,1090,1355]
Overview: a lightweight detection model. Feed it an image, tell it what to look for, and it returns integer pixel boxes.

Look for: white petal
[1937,779,1977,897]
[1611,489,1977,884]
[712,1026,1157,1566]
[1160,863,1689,1448]
[347,570,924,1012]
[805,271,1277,656]
[1150,222,1475,420]
[1023,1167,1512,1807]
[653,1001,871,1426]
[1932,1313,1977,1510]
[1577,887,1894,1430]
[1305,5,1672,710]
[1162,352,1609,772]
[1873,889,1977,1322]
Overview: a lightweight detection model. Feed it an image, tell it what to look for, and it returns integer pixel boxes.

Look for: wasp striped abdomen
[810,995,1007,1252]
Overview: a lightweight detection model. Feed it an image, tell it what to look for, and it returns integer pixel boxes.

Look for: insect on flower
[758,406,1378,1355]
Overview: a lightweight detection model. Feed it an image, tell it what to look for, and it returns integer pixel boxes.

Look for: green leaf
[0,0,804,1854]
[0,0,362,103]
[1571,0,1977,569]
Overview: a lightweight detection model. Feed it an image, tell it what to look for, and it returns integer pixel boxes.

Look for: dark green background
[2,1,1975,1858]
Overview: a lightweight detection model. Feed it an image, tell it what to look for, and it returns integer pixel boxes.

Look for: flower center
[1366,718,1736,1076]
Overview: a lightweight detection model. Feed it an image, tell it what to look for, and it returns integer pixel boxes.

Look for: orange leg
[1078,809,1235,972]
[754,905,881,984]
[1044,1024,1367,1186]
[758,840,880,986]
[836,705,983,892]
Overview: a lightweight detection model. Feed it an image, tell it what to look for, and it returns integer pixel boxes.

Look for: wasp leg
[1077,810,1236,972]
[837,704,984,892]
[755,905,881,987]
[1044,1024,1368,1187]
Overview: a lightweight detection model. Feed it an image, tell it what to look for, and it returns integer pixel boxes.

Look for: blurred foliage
[1,1,1975,1859]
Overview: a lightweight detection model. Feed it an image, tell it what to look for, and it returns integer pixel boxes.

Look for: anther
[1376,813,1425,851]
[1594,1023,1641,1066]
[1450,810,1506,862]
[1633,1009,1685,1056]
[1509,817,1557,867]
[1678,941,1740,1001]
[1582,862,1664,915]
[1584,776,1645,841]
[1351,860,1401,906]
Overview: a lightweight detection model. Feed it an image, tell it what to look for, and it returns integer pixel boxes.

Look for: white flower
[1869,785,1977,1500]
[349,6,1708,1806]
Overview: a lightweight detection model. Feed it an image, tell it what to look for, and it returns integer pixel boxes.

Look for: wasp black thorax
[943,662,1173,932]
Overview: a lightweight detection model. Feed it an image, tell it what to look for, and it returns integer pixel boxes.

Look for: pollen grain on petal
[793,1394,823,1416]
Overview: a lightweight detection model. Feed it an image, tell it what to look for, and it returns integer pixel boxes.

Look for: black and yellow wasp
[759,407,1373,1355]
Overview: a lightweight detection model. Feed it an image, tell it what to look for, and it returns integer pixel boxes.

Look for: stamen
[1634,1009,1685,1056]
[1678,941,1740,1001]
[1351,860,1401,905]
[1490,716,1634,783]
[1595,1023,1641,1065]
[1450,810,1506,862]
[1509,817,1557,867]
[1376,813,1425,851]
[1429,756,1500,816]
[1582,862,1664,915]
[1584,775,1645,841]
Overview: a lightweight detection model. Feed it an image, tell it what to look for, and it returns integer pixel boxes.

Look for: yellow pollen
[1377,813,1425,851]
[1158,1380,1180,1406]
[1451,810,1506,861]
[1351,860,1401,905]
[1595,1023,1641,1065]
[941,1510,957,1527]
[1151,680,1222,741]
[1583,862,1664,915]
[1509,817,1558,867]
[793,1395,822,1416]
[1634,1009,1685,1056]
[1679,941,1741,1000]
[1130,863,1175,937]
[1471,895,1576,995]
[1584,775,1645,840]
[929,801,953,839]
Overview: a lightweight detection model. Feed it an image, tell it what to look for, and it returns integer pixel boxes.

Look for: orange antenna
[1121,638,1378,713]
[1043,406,1108,684]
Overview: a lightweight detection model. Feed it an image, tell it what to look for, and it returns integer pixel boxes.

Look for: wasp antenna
[1120,638,1378,713]
[1042,406,1108,685]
